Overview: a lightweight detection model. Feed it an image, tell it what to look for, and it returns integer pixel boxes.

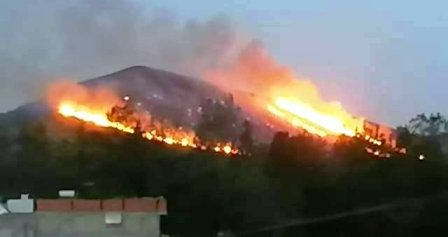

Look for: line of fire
[57,95,240,156]
[51,82,406,159]
[232,90,407,158]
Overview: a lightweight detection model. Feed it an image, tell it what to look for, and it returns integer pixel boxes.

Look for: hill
[0,65,278,145]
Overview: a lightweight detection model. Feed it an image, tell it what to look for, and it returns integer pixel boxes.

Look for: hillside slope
[0,66,275,142]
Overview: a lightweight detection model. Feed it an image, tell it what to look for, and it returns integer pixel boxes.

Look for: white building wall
[6,194,34,213]
[0,212,161,237]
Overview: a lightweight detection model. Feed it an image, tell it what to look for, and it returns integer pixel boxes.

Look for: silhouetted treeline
[0,114,448,237]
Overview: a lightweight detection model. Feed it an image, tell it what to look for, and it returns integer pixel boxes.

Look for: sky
[1,0,448,126]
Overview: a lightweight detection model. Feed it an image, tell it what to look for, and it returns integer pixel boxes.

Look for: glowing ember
[163,137,174,145]
[419,154,425,160]
[181,138,189,147]
[223,145,232,154]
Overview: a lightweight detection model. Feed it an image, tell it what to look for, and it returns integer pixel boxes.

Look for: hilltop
[0,66,276,140]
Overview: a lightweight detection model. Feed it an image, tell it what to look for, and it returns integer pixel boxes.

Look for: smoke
[45,81,121,114]
[0,0,246,112]
[203,41,354,119]
[2,0,355,126]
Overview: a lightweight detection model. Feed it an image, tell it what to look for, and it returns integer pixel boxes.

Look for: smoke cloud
[1,0,356,127]
[204,41,354,120]
[0,0,246,112]
[45,81,121,113]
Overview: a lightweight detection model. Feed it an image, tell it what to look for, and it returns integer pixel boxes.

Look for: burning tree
[107,104,140,130]
[47,82,239,155]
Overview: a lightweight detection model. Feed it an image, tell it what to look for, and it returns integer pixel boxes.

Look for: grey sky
[1,0,447,126]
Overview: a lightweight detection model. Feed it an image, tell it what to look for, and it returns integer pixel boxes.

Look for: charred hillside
[81,66,232,128]
[0,65,275,144]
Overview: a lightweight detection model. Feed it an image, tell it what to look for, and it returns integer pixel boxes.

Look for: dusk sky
[1,0,448,126]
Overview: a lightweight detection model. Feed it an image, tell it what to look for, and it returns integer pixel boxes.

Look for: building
[0,195,167,237]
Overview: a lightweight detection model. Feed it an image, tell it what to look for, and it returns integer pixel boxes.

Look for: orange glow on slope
[59,102,135,134]
[266,97,385,147]
[267,104,327,137]
[204,42,366,141]
[265,96,384,147]
[58,101,238,155]
[268,97,358,137]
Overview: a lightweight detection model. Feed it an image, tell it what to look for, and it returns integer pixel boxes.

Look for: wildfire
[267,104,328,137]
[206,42,384,146]
[59,102,135,133]
[266,97,385,147]
[266,97,359,138]
[274,97,357,136]
[57,101,238,155]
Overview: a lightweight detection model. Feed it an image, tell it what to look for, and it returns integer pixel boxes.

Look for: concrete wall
[0,212,161,237]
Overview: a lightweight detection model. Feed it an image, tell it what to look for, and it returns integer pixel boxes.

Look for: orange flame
[205,42,370,142]
[59,102,135,133]
[266,97,360,138]
[57,100,238,155]
[266,97,385,147]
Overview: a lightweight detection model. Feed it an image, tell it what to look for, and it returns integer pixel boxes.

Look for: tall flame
[267,97,359,137]
[206,42,364,139]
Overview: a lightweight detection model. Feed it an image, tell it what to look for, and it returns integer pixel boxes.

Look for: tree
[267,131,326,169]
[15,122,53,194]
[196,94,242,142]
[403,113,448,162]
[0,125,14,193]
[408,113,448,136]
[412,137,444,162]
[107,104,140,128]
[396,126,413,149]
[239,120,253,154]
[0,125,10,161]
[267,131,291,167]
